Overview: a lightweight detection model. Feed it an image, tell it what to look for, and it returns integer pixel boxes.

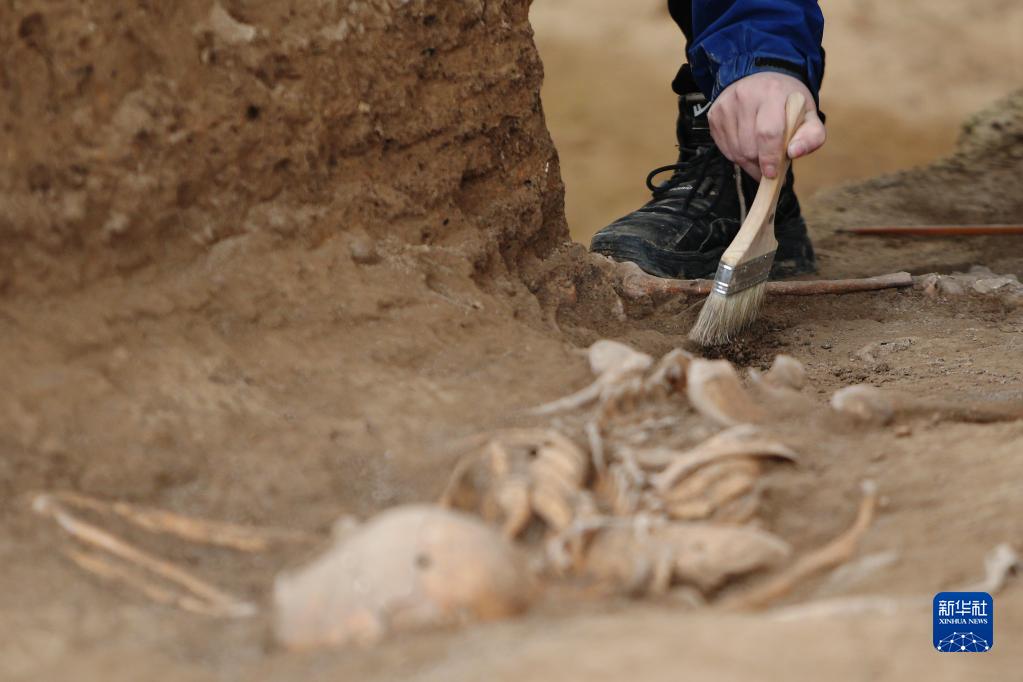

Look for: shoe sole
[591,233,725,280]
[592,233,818,281]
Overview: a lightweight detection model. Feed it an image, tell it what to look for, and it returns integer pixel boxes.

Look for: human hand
[707,72,826,181]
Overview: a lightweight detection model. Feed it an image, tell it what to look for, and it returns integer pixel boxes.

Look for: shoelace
[644,147,711,194]
[642,147,717,220]
[644,151,748,225]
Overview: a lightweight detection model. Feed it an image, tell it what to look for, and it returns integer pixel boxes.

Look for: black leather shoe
[591,92,816,280]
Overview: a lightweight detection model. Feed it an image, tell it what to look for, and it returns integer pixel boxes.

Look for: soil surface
[1,2,1022,681]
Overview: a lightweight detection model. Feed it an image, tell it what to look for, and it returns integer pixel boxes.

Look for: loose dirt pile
[1,0,566,296]
[1,2,1021,681]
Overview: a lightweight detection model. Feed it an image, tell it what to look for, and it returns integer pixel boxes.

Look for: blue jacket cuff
[686,1,826,106]
[705,52,823,106]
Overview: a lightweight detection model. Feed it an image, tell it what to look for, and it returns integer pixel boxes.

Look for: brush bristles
[688,283,767,345]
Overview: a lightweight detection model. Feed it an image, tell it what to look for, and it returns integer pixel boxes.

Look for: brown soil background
[532,0,1023,241]
[1,1,1021,680]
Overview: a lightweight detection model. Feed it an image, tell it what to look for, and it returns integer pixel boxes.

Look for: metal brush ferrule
[711,251,776,296]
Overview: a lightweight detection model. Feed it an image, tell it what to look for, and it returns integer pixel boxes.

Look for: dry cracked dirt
[1,1,1021,680]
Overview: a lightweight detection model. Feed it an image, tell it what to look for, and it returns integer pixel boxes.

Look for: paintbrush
[689,92,807,346]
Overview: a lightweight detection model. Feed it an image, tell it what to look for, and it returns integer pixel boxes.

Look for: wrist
[708,53,821,108]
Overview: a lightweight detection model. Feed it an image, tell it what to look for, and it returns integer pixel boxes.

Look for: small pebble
[1002,292,1023,309]
[937,278,966,297]
[821,342,833,350]
[349,234,380,265]
[973,277,1016,295]
[831,384,895,425]
[761,354,806,390]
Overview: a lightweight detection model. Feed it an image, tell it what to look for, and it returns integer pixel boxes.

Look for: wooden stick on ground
[841,224,1023,237]
[616,266,913,301]
[763,273,914,294]
[722,481,878,611]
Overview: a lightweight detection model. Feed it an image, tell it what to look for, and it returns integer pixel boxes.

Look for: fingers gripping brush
[689,92,807,346]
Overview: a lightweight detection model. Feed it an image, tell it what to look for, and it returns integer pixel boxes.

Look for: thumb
[787,110,826,159]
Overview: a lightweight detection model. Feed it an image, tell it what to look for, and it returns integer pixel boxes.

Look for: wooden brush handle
[720,92,806,267]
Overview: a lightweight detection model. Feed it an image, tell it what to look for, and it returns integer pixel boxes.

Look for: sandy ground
[1,2,1022,680]
[531,0,1023,241]
[7,96,1023,680]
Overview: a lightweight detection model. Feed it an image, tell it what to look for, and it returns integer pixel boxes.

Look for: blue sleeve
[687,0,825,104]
